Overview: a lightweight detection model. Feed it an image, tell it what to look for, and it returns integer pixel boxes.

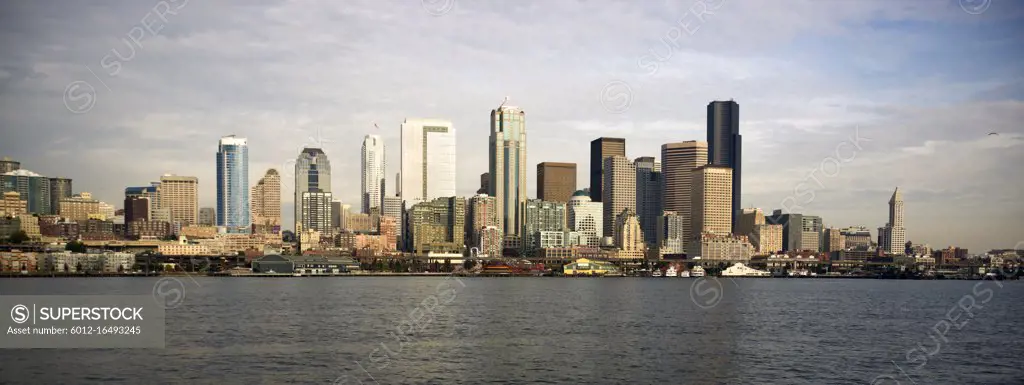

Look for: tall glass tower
[216,135,250,233]
[489,104,527,238]
[707,100,741,233]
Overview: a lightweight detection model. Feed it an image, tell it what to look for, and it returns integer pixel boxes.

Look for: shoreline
[0,272,1013,280]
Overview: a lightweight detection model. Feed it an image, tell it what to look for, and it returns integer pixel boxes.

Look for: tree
[7,230,29,244]
[65,241,87,253]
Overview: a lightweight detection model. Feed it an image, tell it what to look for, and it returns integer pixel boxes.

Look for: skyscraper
[601,155,635,238]
[537,162,576,203]
[1,169,51,215]
[614,208,645,260]
[656,211,686,256]
[590,137,625,202]
[408,196,465,254]
[294,148,331,232]
[400,119,456,205]
[489,105,527,239]
[300,191,333,234]
[692,165,733,237]
[661,141,708,249]
[467,194,499,251]
[477,173,489,195]
[216,135,249,233]
[48,177,72,216]
[568,190,603,246]
[382,195,403,250]
[634,156,662,248]
[361,135,386,214]
[707,101,742,232]
[251,169,281,234]
[800,215,823,252]
[880,187,906,254]
[0,157,20,174]
[159,174,199,226]
[521,199,566,253]
[768,209,803,252]
[736,208,765,238]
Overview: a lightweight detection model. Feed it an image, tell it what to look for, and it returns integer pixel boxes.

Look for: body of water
[1,277,1022,384]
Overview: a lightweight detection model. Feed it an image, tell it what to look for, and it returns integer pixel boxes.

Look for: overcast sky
[1,0,1022,251]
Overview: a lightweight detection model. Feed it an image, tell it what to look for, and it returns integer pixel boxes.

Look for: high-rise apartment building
[361,135,386,214]
[656,211,686,256]
[537,162,576,203]
[521,199,566,253]
[199,207,216,226]
[478,226,502,257]
[707,101,742,232]
[0,191,27,216]
[601,155,635,238]
[48,177,72,216]
[408,196,465,254]
[58,192,100,222]
[661,141,708,250]
[467,194,499,251]
[568,190,603,246]
[634,157,662,248]
[159,174,199,226]
[216,135,249,233]
[489,105,527,239]
[0,157,20,174]
[824,227,846,252]
[752,224,783,254]
[692,165,733,238]
[590,137,625,202]
[2,169,51,215]
[251,169,281,234]
[801,215,823,252]
[300,191,333,234]
[879,187,906,254]
[294,147,331,232]
[400,119,456,205]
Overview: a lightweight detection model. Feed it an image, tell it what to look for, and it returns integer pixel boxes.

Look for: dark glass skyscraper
[707,101,741,232]
[589,137,625,202]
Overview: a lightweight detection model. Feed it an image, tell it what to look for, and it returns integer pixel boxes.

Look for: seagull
[988,132,999,136]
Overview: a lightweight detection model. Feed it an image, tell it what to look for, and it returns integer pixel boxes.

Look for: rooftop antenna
[497,96,509,110]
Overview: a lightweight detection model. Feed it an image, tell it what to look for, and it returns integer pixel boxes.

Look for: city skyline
[0,1,1022,251]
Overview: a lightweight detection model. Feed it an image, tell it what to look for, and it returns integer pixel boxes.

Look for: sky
[0,0,1022,252]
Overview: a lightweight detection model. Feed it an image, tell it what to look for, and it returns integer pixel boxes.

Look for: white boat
[651,269,663,277]
[691,265,706,277]
[665,265,678,277]
[721,263,771,277]
[678,270,691,278]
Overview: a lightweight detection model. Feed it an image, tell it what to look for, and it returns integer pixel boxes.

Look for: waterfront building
[634,156,662,248]
[251,169,281,234]
[590,137,626,202]
[691,232,754,261]
[361,134,386,214]
[602,155,635,237]
[567,191,602,246]
[752,224,783,254]
[478,226,502,257]
[216,135,250,233]
[537,162,576,203]
[489,104,527,241]
[467,194,499,251]
[522,199,566,254]
[879,187,906,254]
[563,258,622,276]
[400,119,456,205]
[408,197,465,254]
[2,169,51,215]
[159,174,199,226]
[691,165,733,238]
[707,100,742,232]
[58,192,100,222]
[839,226,872,249]
[48,177,72,216]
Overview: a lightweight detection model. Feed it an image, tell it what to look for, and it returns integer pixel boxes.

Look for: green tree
[65,241,87,253]
[7,230,29,244]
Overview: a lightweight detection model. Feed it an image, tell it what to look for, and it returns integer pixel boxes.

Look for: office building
[361,134,386,214]
[0,157,19,174]
[661,141,708,249]
[692,232,754,261]
[478,173,489,195]
[478,226,502,257]
[634,157,662,248]
[589,137,625,202]
[97,202,115,220]
[295,148,332,230]
[656,211,686,256]
[489,105,527,239]
[567,190,603,246]
[159,174,199,226]
[614,209,645,260]
[382,195,403,250]
[300,191,333,234]
[216,135,250,233]
[707,100,742,232]
[0,191,27,216]
[58,192,100,222]
[841,226,872,249]
[768,210,803,251]
[824,227,846,252]
[467,194,499,250]
[400,119,456,205]
[736,208,765,238]
[691,165,733,236]
[601,155,635,237]
[124,196,150,224]
[522,199,566,253]
[537,162,576,203]
[879,187,906,254]
[408,197,465,254]
[2,169,51,215]
[199,207,216,226]
[752,224,783,254]
[801,215,823,252]
[347,213,373,233]
[251,169,281,234]
[48,177,73,216]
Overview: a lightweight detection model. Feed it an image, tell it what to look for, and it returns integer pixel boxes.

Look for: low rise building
[691,232,755,261]
[563,258,621,276]
[0,251,38,272]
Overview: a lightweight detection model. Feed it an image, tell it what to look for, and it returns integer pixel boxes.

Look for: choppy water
[1,277,1022,384]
